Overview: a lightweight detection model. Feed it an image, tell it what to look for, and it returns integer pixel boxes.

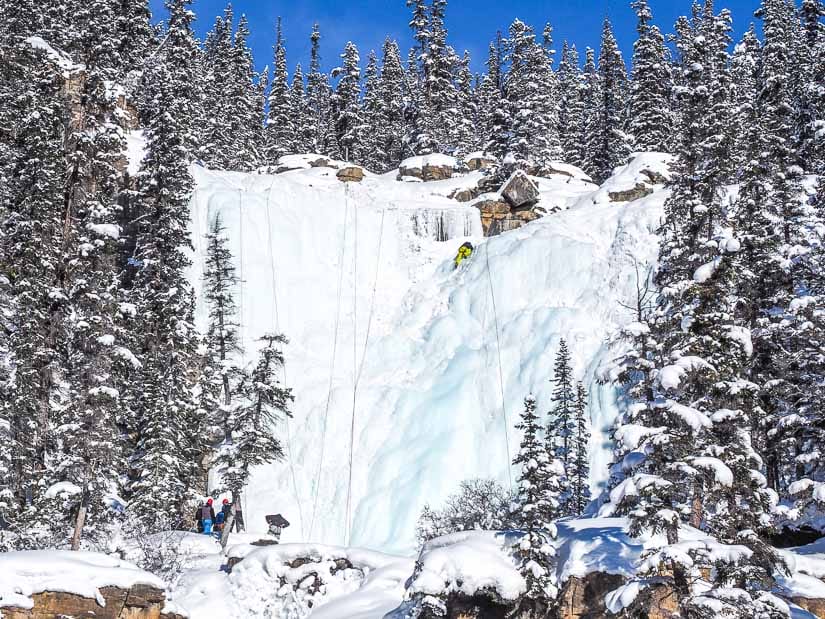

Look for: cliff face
[1,584,183,619]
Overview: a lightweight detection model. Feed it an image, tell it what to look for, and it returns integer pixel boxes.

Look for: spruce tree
[227,14,262,170]
[377,38,407,170]
[585,19,631,183]
[126,0,203,528]
[569,383,591,516]
[628,0,672,152]
[796,0,825,175]
[290,64,311,155]
[332,42,362,160]
[557,42,585,169]
[478,35,506,158]
[0,40,67,546]
[547,339,575,515]
[219,335,293,499]
[306,24,334,156]
[578,47,600,175]
[512,396,559,618]
[199,6,235,168]
[266,18,294,164]
[115,0,154,76]
[504,19,560,173]
[729,25,762,172]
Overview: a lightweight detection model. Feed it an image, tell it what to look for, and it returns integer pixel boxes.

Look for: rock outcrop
[793,596,825,618]
[398,155,457,181]
[336,165,365,182]
[0,584,182,619]
[501,171,540,209]
[466,153,496,171]
[557,573,625,619]
[608,183,653,203]
[474,196,544,237]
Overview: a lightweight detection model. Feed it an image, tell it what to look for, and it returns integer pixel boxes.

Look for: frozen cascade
[403,206,481,242]
[187,161,669,555]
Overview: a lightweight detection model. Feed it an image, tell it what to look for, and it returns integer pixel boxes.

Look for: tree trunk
[690,482,702,529]
[220,504,235,550]
[71,489,89,551]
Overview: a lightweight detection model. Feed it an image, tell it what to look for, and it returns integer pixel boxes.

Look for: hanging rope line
[264,179,306,539]
[238,189,246,365]
[308,186,351,539]
[484,240,513,488]
[345,183,357,545]
[343,202,387,545]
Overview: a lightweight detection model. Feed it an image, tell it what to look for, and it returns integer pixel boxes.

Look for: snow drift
[187,156,668,555]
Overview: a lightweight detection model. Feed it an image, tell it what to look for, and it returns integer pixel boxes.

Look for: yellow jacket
[454,244,473,268]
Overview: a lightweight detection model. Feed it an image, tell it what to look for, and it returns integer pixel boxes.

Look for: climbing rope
[345,183,357,545]
[344,202,387,546]
[483,240,514,489]
[238,189,246,364]
[264,179,306,539]
[308,185,351,539]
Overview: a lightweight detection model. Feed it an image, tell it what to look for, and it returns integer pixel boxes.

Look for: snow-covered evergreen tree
[306,24,334,156]
[218,334,293,498]
[628,0,672,152]
[290,64,311,155]
[578,47,600,175]
[504,19,561,173]
[0,38,68,546]
[585,19,631,183]
[126,0,204,528]
[557,42,585,169]
[512,396,559,617]
[730,24,762,173]
[795,0,825,175]
[266,18,294,164]
[569,382,591,516]
[478,34,507,159]
[377,38,408,170]
[332,42,362,160]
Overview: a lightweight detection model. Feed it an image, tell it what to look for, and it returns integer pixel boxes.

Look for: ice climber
[454,242,474,269]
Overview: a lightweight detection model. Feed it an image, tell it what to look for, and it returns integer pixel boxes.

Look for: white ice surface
[187,157,667,555]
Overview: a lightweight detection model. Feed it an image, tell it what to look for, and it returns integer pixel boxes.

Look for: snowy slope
[188,159,666,555]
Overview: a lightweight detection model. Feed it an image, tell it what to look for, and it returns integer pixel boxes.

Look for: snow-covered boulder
[271,153,348,174]
[529,161,592,183]
[387,530,526,618]
[0,550,180,619]
[501,170,540,209]
[588,152,675,204]
[465,151,496,171]
[398,154,457,181]
[228,543,410,618]
[336,165,365,183]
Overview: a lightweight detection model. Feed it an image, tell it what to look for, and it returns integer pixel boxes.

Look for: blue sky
[149,0,764,74]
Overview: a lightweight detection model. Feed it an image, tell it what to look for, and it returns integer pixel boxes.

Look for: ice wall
[188,162,666,555]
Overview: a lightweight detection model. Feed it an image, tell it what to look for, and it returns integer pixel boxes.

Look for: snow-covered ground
[0,550,165,610]
[188,157,666,555]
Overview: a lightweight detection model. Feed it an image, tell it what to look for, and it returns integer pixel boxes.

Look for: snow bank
[125,130,146,176]
[553,518,644,582]
[0,551,164,610]
[400,154,457,171]
[25,36,83,72]
[590,152,674,204]
[188,157,665,554]
[406,530,525,601]
[229,542,412,619]
[545,161,593,182]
